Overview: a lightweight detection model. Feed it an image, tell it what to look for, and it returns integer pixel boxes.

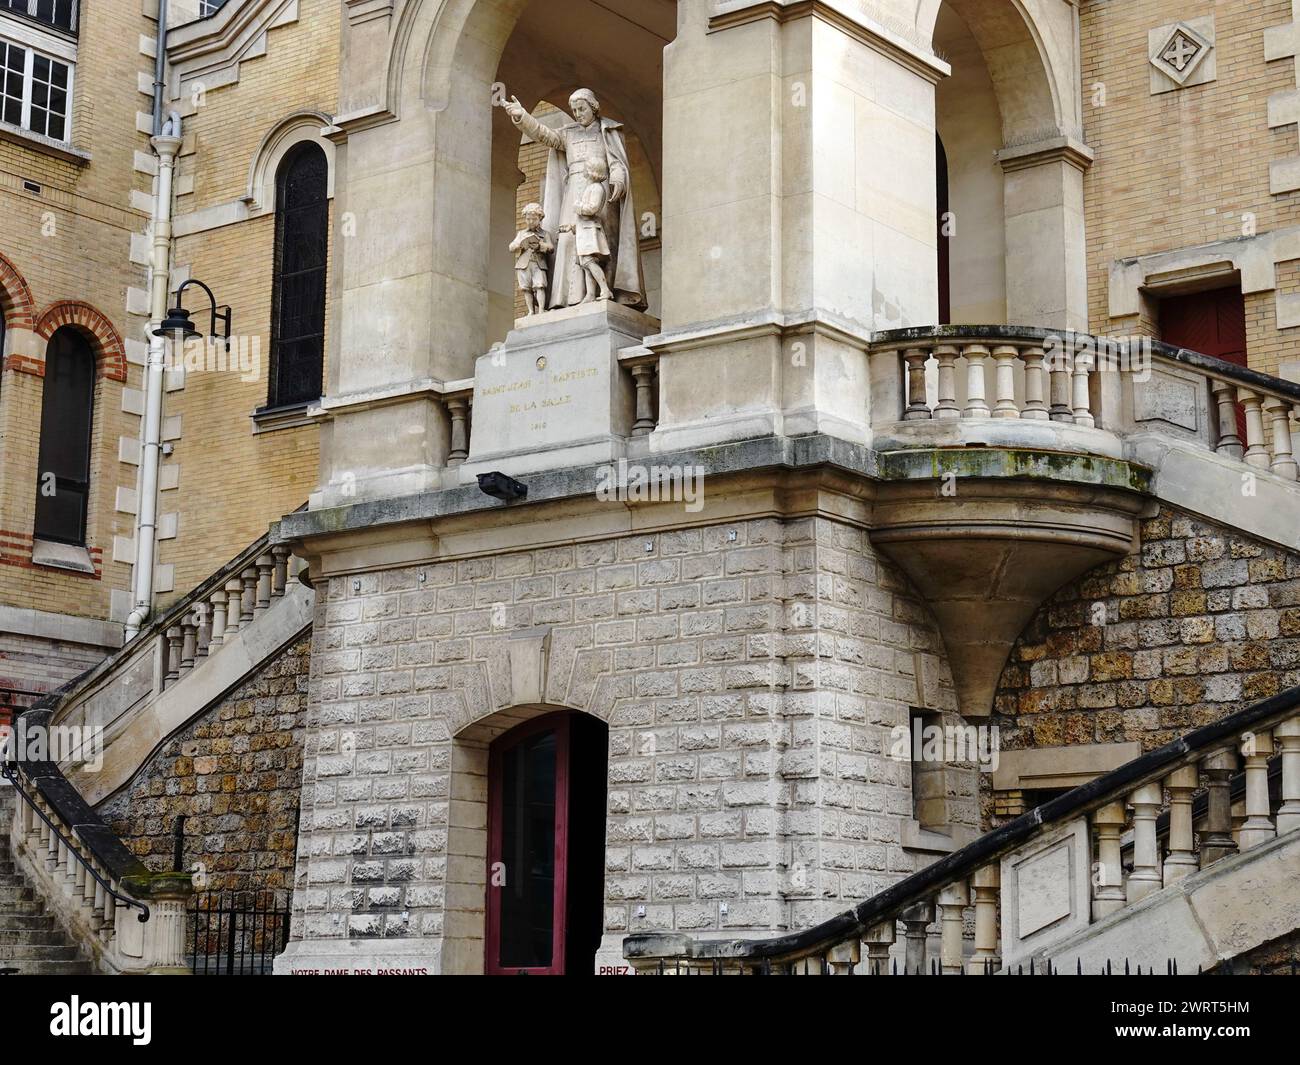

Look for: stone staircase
[0,789,93,975]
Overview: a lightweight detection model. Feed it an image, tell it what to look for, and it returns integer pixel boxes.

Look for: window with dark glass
[268,142,329,409]
[2,0,77,33]
[0,37,71,140]
[34,326,94,545]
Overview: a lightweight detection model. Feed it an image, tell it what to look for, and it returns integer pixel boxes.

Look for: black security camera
[477,471,528,502]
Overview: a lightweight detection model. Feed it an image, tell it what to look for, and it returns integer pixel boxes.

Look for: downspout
[127,0,178,639]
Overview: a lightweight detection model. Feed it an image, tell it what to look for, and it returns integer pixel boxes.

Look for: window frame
[0,17,74,143]
[266,141,330,411]
[33,326,95,547]
[0,0,78,37]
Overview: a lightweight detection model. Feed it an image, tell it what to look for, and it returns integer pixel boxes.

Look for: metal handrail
[1,760,149,923]
[623,682,1300,966]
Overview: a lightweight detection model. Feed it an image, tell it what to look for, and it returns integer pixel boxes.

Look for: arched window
[268,141,329,408]
[34,326,94,545]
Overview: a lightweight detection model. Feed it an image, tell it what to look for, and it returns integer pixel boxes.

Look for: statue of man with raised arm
[503,88,647,312]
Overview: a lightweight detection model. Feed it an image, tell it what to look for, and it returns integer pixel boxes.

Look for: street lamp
[152,278,232,343]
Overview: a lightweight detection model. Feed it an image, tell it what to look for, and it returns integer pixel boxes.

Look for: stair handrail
[623,682,1300,967]
[1,756,149,923]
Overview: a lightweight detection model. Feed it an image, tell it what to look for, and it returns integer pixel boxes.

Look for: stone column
[938,881,969,974]
[1239,729,1276,851]
[997,141,1092,332]
[652,1,948,452]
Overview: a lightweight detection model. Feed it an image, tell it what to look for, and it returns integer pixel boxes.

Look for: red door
[486,713,571,975]
[1159,286,1248,439]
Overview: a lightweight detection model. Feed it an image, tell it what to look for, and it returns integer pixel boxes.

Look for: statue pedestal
[460,301,658,479]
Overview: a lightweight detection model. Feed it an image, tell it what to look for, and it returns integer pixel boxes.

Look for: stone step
[0,959,94,975]
[0,942,80,961]
[0,927,66,945]
[0,885,35,905]
[0,900,45,916]
[0,913,54,930]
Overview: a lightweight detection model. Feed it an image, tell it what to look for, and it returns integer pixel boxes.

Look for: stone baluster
[863,921,895,975]
[1048,347,1072,422]
[1211,380,1243,458]
[446,395,471,461]
[271,545,291,597]
[629,365,657,436]
[938,881,969,974]
[1238,389,1270,468]
[1126,783,1163,903]
[991,346,1020,418]
[195,602,211,658]
[966,865,1000,975]
[179,615,198,675]
[1200,746,1239,867]
[240,568,257,621]
[1239,729,1276,851]
[1275,717,1300,835]
[902,348,930,420]
[901,899,934,975]
[164,626,183,683]
[1021,346,1049,420]
[1163,767,1199,884]
[255,554,274,612]
[1263,397,1299,480]
[933,345,960,419]
[961,344,990,418]
[824,940,859,975]
[208,589,228,650]
[1071,352,1095,428]
[1092,801,1127,918]
[223,578,244,637]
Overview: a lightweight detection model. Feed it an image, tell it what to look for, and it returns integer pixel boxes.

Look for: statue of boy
[509,202,554,316]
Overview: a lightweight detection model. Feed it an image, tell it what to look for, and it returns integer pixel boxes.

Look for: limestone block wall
[288,516,963,971]
[989,504,1300,822]
[98,634,310,893]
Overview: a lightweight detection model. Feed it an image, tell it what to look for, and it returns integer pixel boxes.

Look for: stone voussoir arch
[35,301,128,383]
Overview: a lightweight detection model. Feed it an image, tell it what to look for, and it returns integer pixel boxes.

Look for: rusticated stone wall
[988,505,1300,822]
[286,516,967,973]
[98,635,311,893]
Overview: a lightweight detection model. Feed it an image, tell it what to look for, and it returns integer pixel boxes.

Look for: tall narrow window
[268,142,328,409]
[936,134,951,326]
[34,326,93,545]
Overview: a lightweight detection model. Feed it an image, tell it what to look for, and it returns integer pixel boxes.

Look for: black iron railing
[188,890,291,975]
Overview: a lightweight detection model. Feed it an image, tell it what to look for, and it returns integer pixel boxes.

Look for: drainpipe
[128,118,181,640]
[151,0,168,137]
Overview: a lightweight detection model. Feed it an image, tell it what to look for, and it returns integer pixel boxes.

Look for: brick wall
[288,516,964,970]
[99,634,311,893]
[1082,0,1300,377]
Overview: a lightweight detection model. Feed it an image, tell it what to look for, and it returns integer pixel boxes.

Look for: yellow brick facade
[1082,0,1300,378]
[157,0,339,600]
[0,0,155,642]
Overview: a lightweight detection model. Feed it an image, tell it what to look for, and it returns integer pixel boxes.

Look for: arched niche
[411,0,675,382]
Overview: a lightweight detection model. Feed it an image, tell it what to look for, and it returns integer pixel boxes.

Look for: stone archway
[443,702,610,975]
[927,0,1089,330]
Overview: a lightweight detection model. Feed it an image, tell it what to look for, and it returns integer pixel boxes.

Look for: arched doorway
[485,710,608,975]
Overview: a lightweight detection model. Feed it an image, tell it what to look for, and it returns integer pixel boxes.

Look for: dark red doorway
[485,711,607,975]
[1158,285,1248,439]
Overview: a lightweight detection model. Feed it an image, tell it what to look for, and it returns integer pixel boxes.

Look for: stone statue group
[504,88,646,316]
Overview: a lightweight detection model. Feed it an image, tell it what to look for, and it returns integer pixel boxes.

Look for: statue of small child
[565,156,614,303]
[509,202,555,316]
